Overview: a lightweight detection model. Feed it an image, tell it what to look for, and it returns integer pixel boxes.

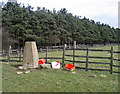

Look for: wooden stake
[86,48,89,71]
[46,46,48,63]
[8,46,11,61]
[110,46,114,74]
[62,44,66,67]
[73,41,76,65]
[19,48,22,62]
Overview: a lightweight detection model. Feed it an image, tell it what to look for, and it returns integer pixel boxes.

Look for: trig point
[23,41,39,68]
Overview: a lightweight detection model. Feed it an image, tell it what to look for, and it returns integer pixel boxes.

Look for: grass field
[1,45,120,92]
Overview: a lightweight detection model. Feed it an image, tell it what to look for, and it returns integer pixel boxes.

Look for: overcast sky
[2,0,120,28]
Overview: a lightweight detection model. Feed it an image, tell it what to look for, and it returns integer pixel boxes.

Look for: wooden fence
[64,42,120,74]
[1,47,24,62]
[0,43,120,74]
[0,46,63,62]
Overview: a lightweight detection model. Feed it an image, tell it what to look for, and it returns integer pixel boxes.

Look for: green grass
[2,45,120,92]
[2,63,119,92]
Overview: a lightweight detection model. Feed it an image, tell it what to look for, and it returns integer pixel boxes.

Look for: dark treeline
[2,2,120,49]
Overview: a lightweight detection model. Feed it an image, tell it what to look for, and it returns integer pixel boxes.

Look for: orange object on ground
[38,58,46,64]
[56,50,59,51]
[65,63,75,71]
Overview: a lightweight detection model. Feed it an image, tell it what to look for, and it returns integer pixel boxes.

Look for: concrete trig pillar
[23,41,39,68]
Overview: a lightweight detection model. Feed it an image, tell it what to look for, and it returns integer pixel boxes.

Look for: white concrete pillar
[23,41,39,68]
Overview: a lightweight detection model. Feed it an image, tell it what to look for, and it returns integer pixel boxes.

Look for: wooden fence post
[2,50,5,57]
[73,41,76,65]
[19,48,22,62]
[8,46,11,62]
[86,48,89,71]
[62,44,66,67]
[46,46,48,63]
[110,46,114,74]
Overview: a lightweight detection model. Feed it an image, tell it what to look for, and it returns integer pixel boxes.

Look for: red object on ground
[65,63,75,71]
[38,58,46,64]
[56,50,59,51]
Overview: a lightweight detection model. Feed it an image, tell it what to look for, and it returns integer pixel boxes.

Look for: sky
[1,0,120,28]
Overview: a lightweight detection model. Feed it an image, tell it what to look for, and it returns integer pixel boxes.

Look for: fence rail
[39,57,62,60]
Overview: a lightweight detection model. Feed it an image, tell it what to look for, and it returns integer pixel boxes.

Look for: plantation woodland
[1,2,120,50]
